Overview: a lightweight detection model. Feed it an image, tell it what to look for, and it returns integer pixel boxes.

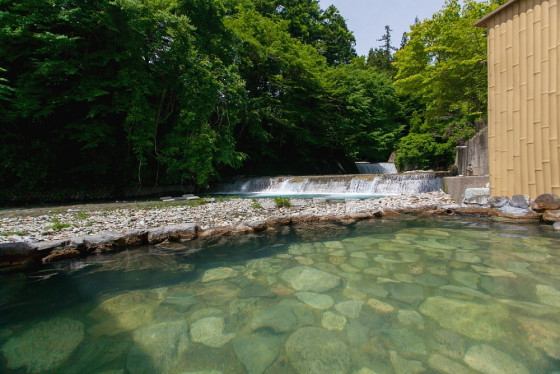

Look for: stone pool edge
[0,205,505,271]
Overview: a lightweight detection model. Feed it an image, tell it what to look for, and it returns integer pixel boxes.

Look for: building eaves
[474,0,520,27]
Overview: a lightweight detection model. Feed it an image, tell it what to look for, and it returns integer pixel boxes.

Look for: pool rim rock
[0,195,554,272]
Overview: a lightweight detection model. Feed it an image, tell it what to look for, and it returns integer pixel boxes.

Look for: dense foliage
[0,0,510,201]
[0,0,405,201]
[392,0,508,171]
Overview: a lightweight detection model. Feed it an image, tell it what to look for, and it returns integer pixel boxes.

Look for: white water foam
[215,174,443,197]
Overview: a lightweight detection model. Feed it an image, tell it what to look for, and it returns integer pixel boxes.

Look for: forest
[0,0,507,202]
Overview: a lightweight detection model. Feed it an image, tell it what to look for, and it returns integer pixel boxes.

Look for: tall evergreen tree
[367,25,396,76]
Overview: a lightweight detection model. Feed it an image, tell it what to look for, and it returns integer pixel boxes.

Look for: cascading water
[213,173,445,198]
[355,162,397,174]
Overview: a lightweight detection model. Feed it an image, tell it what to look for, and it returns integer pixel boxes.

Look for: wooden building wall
[483,0,560,198]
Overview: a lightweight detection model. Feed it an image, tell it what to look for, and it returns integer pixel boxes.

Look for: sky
[318,0,447,57]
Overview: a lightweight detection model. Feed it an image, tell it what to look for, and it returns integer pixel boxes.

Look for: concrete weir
[214,172,449,197]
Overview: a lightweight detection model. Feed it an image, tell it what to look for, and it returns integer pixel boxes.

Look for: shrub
[274,197,291,208]
[395,133,455,171]
[444,121,477,146]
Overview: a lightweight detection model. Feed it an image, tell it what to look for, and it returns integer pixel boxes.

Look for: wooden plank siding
[477,0,560,198]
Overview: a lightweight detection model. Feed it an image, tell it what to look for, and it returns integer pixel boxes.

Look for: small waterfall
[213,173,445,197]
[355,162,397,174]
[370,174,443,194]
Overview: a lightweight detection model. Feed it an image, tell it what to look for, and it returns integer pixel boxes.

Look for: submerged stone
[428,354,476,374]
[343,285,368,300]
[295,291,334,310]
[188,307,225,324]
[127,320,189,374]
[345,321,369,348]
[285,327,351,374]
[455,252,481,263]
[161,291,199,312]
[472,265,517,278]
[366,298,395,313]
[232,334,281,374]
[389,351,425,374]
[419,296,509,341]
[480,276,524,297]
[88,289,165,336]
[452,271,480,289]
[294,256,314,265]
[517,316,560,360]
[464,344,529,374]
[321,311,347,331]
[201,267,239,282]
[348,257,370,269]
[388,283,424,305]
[65,336,131,374]
[394,273,415,283]
[414,273,448,287]
[398,310,425,330]
[439,285,490,300]
[340,263,361,273]
[334,299,365,319]
[280,266,341,292]
[250,299,315,332]
[384,328,427,357]
[190,317,235,348]
[399,252,421,263]
[324,241,344,250]
[329,256,347,265]
[363,267,389,276]
[496,299,560,316]
[536,284,560,307]
[195,281,240,304]
[1,317,84,373]
[238,283,276,299]
[427,329,466,360]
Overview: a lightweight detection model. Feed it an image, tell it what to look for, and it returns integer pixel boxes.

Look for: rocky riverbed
[0,192,456,244]
[2,191,560,269]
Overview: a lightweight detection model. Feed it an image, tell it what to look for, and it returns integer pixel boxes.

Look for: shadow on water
[0,220,374,373]
[1,218,560,372]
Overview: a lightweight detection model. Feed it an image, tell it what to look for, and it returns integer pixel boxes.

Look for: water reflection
[1,218,559,373]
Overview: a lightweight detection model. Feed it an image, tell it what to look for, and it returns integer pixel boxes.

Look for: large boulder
[232,334,281,374]
[517,316,560,360]
[419,296,510,341]
[464,344,529,374]
[285,327,351,374]
[190,316,235,348]
[543,210,560,222]
[531,194,560,211]
[280,266,341,292]
[488,196,509,208]
[250,299,315,333]
[509,195,531,209]
[1,317,84,373]
[88,289,166,336]
[126,320,190,374]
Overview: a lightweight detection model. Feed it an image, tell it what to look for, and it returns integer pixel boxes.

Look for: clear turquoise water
[1,218,559,373]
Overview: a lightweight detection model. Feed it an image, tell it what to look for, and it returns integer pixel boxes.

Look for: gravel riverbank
[1,192,456,244]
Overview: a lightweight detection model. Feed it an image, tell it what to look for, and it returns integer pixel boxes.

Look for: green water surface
[1,218,559,373]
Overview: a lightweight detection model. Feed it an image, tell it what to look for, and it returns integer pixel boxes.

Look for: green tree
[393,0,502,123]
[392,0,508,171]
[367,25,396,75]
[0,0,246,197]
[321,59,403,162]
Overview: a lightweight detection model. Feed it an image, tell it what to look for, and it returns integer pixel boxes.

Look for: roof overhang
[474,0,519,27]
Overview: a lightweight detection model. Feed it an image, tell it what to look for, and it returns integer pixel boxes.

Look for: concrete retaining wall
[443,176,490,204]
[457,127,489,176]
